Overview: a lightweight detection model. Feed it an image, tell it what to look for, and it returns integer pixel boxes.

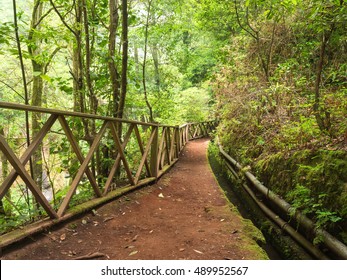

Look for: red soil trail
[1,138,268,260]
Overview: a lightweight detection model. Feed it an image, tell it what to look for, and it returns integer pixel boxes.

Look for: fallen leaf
[129,251,138,256]
[103,217,114,223]
[179,248,185,252]
[60,233,66,241]
[77,239,83,243]
[231,230,238,234]
[132,235,139,242]
[50,235,57,241]
[82,219,87,225]
[125,245,135,249]
[158,193,164,198]
[91,209,97,216]
[149,230,154,234]
[220,219,225,222]
[193,249,204,254]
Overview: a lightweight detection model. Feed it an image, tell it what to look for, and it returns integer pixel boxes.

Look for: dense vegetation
[209,0,347,243]
[0,0,346,244]
[0,0,217,232]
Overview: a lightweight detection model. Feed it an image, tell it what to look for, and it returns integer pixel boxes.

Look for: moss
[208,142,270,259]
[254,152,291,194]
[229,216,269,259]
[242,218,266,244]
[251,148,347,238]
[207,142,318,259]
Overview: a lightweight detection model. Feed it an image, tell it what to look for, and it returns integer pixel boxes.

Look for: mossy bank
[208,141,315,259]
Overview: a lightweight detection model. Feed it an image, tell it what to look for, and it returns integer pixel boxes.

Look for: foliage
[253,149,347,231]
[287,185,342,230]
[211,0,347,235]
[1,0,346,241]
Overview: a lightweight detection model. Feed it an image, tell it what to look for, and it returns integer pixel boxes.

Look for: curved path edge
[1,138,268,260]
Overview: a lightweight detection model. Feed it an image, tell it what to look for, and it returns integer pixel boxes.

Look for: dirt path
[1,138,268,260]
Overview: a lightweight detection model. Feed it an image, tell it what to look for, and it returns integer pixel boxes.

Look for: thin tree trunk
[143,0,154,122]
[0,124,8,215]
[28,2,63,191]
[114,0,129,137]
[50,0,89,181]
[313,31,331,133]
[108,0,120,118]
[29,0,44,189]
[104,0,121,178]
[82,0,98,177]
[151,43,160,95]
[117,0,128,120]
[13,0,32,214]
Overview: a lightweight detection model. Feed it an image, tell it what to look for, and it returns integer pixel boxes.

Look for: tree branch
[0,80,25,100]
[49,0,77,36]
[44,46,66,74]
[233,0,258,40]
[245,7,259,37]
[34,6,58,28]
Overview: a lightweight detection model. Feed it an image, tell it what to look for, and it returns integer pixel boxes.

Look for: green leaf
[41,74,51,82]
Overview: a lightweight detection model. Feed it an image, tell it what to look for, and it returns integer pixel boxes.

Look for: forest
[0,0,346,248]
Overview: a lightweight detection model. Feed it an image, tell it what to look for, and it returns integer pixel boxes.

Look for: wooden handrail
[0,102,218,246]
[0,101,173,127]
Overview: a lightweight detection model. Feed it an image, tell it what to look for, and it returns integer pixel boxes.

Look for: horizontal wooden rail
[0,101,159,127]
[0,102,217,247]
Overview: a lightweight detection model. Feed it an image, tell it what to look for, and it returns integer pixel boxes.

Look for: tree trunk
[114,0,129,137]
[28,0,44,190]
[31,62,44,188]
[49,0,86,118]
[151,44,160,95]
[313,31,331,133]
[82,0,98,177]
[108,0,120,118]
[118,0,128,120]
[0,122,8,215]
[142,0,154,122]
[73,7,85,113]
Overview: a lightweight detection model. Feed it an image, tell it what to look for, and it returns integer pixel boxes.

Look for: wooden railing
[0,101,217,246]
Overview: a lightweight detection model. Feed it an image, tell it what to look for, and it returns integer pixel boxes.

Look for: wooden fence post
[175,126,180,156]
[185,125,189,143]
[150,124,159,179]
